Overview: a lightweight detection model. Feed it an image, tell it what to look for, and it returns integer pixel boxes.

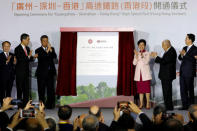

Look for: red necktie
[24,47,28,56]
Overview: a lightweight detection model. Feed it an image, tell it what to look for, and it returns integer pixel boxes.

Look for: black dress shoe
[178,107,188,110]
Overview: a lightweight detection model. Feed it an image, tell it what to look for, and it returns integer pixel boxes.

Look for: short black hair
[46,118,56,131]
[153,104,166,116]
[20,33,29,42]
[89,108,101,118]
[58,105,72,120]
[187,33,195,43]
[2,41,11,46]
[137,39,146,46]
[117,113,135,129]
[40,35,48,41]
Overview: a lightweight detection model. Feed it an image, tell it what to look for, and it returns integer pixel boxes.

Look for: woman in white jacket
[133,39,152,109]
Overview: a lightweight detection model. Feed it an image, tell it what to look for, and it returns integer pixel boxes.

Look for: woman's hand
[134,49,138,56]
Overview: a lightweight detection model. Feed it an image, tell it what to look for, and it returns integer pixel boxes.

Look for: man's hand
[39,101,45,113]
[47,43,52,53]
[29,50,33,56]
[34,53,38,58]
[180,49,186,56]
[13,56,17,64]
[128,101,142,115]
[173,114,184,124]
[7,110,23,129]
[113,106,120,121]
[151,52,158,58]
[100,113,105,123]
[24,100,34,110]
[73,117,80,131]
[1,97,13,111]
[35,109,49,129]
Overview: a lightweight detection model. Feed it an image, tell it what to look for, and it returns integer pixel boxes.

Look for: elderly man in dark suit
[151,40,177,110]
[178,34,197,110]
[0,41,16,105]
[35,35,57,109]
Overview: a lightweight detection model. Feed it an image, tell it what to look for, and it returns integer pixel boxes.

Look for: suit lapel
[41,46,45,52]
[2,52,7,59]
[0,52,6,60]
[186,45,194,55]
[41,46,48,55]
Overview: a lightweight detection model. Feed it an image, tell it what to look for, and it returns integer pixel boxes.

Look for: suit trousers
[16,74,30,106]
[161,79,173,110]
[37,73,55,108]
[180,76,195,108]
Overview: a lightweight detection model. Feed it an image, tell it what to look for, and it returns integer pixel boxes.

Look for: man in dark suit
[0,41,16,105]
[151,40,177,110]
[128,101,168,131]
[35,35,57,109]
[14,33,38,106]
[178,34,197,110]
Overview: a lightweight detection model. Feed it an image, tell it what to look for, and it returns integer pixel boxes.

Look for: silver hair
[162,39,171,47]
[82,115,99,131]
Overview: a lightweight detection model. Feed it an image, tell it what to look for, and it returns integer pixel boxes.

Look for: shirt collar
[188,44,193,48]
[21,44,26,49]
[187,44,193,52]
[4,52,9,55]
[42,46,47,50]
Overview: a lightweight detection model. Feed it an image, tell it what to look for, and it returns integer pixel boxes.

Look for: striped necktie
[24,47,28,56]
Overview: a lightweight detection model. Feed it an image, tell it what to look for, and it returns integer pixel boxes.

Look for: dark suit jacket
[178,45,197,77]
[98,122,109,131]
[109,120,119,131]
[139,113,165,131]
[35,47,57,78]
[0,52,15,80]
[58,123,73,131]
[155,46,177,80]
[14,44,34,79]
